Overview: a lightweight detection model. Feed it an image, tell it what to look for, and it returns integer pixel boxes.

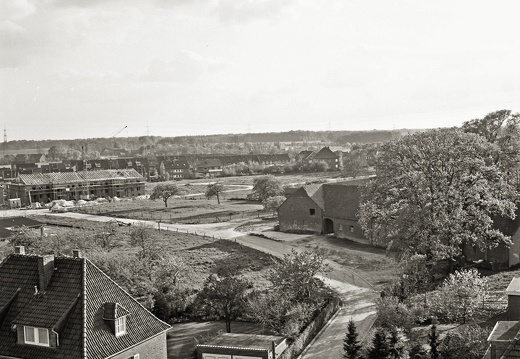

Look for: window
[115,316,126,337]
[309,208,315,215]
[24,326,49,346]
[128,355,140,359]
[350,226,355,233]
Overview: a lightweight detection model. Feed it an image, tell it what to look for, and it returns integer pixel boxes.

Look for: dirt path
[30,211,378,359]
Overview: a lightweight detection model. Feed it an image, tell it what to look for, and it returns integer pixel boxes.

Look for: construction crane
[111,125,128,137]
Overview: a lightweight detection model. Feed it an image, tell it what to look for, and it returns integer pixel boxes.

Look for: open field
[78,197,265,224]
[21,215,276,292]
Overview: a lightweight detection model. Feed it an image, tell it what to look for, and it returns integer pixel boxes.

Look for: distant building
[0,247,170,359]
[298,147,341,170]
[8,169,145,206]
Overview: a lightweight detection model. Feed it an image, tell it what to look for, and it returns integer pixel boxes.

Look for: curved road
[10,209,377,359]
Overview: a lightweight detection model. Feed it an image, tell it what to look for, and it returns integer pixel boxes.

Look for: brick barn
[278,178,370,243]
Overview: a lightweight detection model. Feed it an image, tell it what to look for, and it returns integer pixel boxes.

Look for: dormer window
[103,302,129,337]
[24,326,49,347]
[115,316,126,337]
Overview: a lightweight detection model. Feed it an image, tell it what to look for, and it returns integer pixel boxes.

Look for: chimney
[14,246,25,255]
[37,255,54,292]
[72,249,82,259]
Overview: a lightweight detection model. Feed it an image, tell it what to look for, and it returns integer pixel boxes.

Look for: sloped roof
[17,169,144,185]
[286,185,325,210]
[322,178,370,219]
[0,253,170,359]
[310,147,339,160]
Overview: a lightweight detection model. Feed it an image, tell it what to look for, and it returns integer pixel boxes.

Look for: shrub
[438,325,489,359]
[375,296,415,332]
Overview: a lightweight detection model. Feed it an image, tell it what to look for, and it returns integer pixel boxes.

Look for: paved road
[24,210,377,359]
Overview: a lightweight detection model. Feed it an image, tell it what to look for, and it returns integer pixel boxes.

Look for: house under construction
[8,169,145,206]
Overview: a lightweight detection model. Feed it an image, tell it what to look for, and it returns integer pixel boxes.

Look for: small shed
[506,278,520,320]
[487,321,520,359]
[196,333,288,359]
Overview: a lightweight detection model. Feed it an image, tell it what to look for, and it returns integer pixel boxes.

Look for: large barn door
[323,218,334,234]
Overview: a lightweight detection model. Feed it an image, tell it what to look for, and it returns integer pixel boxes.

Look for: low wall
[279,297,341,359]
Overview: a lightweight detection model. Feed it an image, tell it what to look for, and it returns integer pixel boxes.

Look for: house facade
[0,247,170,359]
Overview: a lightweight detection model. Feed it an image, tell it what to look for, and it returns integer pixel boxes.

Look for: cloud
[216,0,295,23]
[141,51,228,84]
[0,0,36,21]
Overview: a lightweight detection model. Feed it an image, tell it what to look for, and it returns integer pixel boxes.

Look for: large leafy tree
[150,183,180,207]
[359,128,518,261]
[269,249,329,301]
[252,175,284,201]
[205,182,224,204]
[462,109,520,187]
[193,273,250,333]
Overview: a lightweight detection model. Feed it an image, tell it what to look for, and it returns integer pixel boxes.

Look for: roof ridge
[81,257,87,359]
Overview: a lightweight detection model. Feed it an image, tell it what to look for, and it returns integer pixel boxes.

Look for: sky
[1,0,519,141]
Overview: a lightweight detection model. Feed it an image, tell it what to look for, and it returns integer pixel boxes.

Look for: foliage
[431,269,487,323]
[150,183,180,207]
[359,128,518,261]
[387,326,409,359]
[342,149,370,178]
[205,182,224,204]
[192,273,251,333]
[368,328,390,359]
[429,324,439,359]
[269,249,329,301]
[263,195,286,213]
[343,319,362,359]
[252,175,284,201]
[129,222,161,261]
[438,325,489,359]
[462,109,520,187]
[375,296,415,332]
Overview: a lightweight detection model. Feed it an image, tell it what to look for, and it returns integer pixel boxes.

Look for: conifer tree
[429,324,439,359]
[368,328,390,359]
[388,326,409,359]
[343,319,362,359]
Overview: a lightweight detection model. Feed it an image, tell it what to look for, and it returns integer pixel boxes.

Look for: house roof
[17,169,144,186]
[0,252,170,359]
[309,147,339,160]
[506,278,520,296]
[199,333,285,351]
[322,179,370,219]
[0,217,44,239]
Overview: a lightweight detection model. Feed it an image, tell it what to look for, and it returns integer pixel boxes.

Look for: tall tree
[359,128,518,262]
[252,175,284,201]
[368,328,390,359]
[343,319,362,359]
[150,183,180,207]
[205,182,224,204]
[193,274,250,333]
[387,326,409,359]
